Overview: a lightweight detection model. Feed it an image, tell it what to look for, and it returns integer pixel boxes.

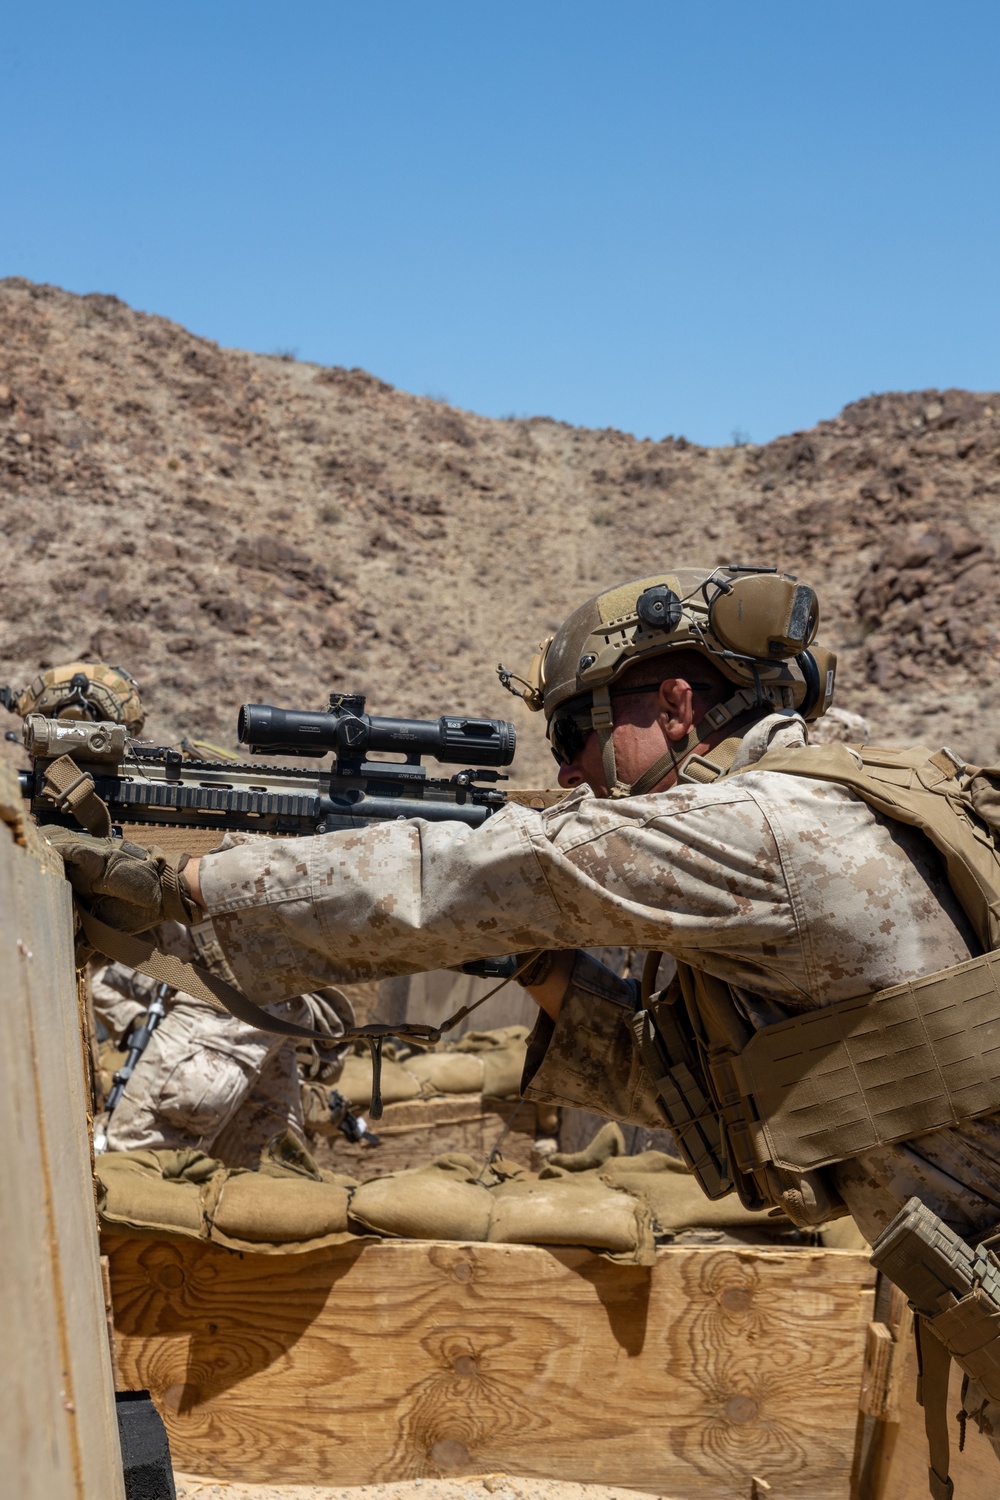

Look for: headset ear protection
[796,646,837,721]
[502,568,836,736]
[705,573,832,721]
[709,574,819,660]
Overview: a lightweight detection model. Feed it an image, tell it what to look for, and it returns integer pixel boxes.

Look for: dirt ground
[173,1475,670,1500]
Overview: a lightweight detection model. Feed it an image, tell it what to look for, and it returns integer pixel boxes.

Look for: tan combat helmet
[499,565,836,795]
[10,660,145,733]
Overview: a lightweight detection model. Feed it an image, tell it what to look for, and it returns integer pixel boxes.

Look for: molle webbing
[630,998,732,1199]
[870,1197,1000,1500]
[637,737,1000,1193]
[731,947,1000,1173]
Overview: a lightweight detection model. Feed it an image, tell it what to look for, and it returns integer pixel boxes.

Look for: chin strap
[592,683,765,798]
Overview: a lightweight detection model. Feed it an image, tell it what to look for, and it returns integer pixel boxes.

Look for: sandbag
[544,1127,782,1239]
[546,1121,626,1172]
[488,1176,655,1263]
[615,1162,776,1234]
[401,1026,529,1099]
[212,1173,352,1249]
[547,1139,859,1244]
[819,1217,870,1251]
[449,1025,531,1052]
[97,1148,359,1254]
[403,1051,485,1094]
[349,1154,493,1241]
[339,1052,421,1108]
[598,1150,687,1178]
[448,1026,529,1098]
[479,1044,527,1099]
[96,1149,218,1239]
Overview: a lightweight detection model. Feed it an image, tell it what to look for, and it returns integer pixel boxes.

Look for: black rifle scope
[238,694,517,767]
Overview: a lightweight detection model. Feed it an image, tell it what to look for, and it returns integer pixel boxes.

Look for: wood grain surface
[0,766,125,1500]
[107,1234,875,1497]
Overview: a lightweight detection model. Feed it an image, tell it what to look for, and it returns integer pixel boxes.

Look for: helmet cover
[14,660,145,732]
[523,566,833,724]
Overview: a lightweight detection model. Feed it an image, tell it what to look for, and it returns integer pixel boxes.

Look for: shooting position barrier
[95,1132,948,1500]
[5,753,1000,1499]
[106,1232,873,1496]
[0,765,124,1498]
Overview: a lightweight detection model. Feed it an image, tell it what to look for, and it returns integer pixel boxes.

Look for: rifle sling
[41,755,112,838]
[915,1314,956,1500]
[80,908,412,1116]
[79,906,355,1040]
[76,906,527,1120]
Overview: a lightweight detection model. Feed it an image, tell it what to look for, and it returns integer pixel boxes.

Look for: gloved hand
[44,827,196,933]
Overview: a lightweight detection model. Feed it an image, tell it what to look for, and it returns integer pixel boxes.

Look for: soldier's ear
[658,678,695,739]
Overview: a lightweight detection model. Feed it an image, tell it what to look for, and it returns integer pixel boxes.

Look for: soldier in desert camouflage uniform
[48,572,1000,1477]
[91,913,353,1168]
[144,572,993,1235]
[188,689,987,1235]
[12,662,353,1167]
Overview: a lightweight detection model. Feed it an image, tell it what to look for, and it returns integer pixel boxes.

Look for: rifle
[93,980,171,1154]
[326,1088,381,1148]
[20,694,558,1110]
[19,692,516,843]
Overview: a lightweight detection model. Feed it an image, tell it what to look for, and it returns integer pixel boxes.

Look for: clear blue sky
[2,3,998,446]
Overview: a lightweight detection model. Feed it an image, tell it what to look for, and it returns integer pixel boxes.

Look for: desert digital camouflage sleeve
[90,962,158,1044]
[519,950,666,1126]
[199,760,978,1008]
[198,779,805,1000]
[198,755,984,1130]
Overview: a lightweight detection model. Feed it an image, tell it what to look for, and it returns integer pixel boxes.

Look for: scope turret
[238,694,516,768]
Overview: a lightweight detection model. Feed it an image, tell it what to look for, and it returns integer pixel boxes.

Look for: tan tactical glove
[44,828,196,933]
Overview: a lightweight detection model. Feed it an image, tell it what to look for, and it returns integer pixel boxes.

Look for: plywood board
[0,766,124,1499]
[108,1234,874,1497]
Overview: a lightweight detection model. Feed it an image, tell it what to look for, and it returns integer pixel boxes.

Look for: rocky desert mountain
[2,275,999,786]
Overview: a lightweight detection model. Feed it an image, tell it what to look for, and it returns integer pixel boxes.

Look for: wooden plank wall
[108,1234,875,1498]
[0,769,124,1500]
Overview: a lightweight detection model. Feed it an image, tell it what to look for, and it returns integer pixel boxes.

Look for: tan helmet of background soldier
[499,565,836,796]
[11,660,145,733]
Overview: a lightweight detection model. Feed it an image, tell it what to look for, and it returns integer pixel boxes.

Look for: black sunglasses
[548,700,596,767]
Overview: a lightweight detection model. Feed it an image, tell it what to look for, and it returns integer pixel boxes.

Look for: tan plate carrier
[639,740,1000,1201]
[732,945,1000,1173]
